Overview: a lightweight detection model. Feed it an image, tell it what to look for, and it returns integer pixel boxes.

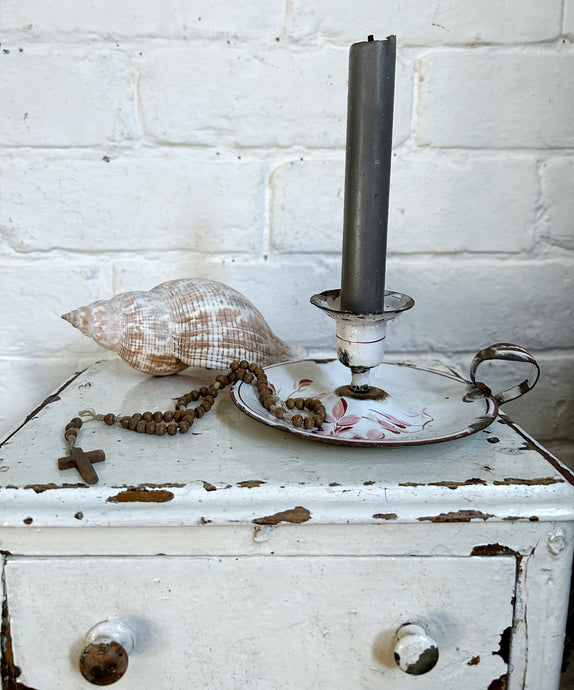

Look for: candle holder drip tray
[231,344,540,448]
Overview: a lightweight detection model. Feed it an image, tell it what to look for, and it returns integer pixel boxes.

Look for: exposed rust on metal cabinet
[493,477,563,486]
[107,487,174,503]
[252,506,311,525]
[471,543,519,557]
[467,655,481,665]
[237,480,266,488]
[202,481,217,492]
[428,478,488,489]
[1,571,37,689]
[372,513,398,520]
[493,626,512,664]
[487,674,508,690]
[418,510,494,523]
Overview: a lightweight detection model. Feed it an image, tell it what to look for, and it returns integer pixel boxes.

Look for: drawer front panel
[4,555,514,689]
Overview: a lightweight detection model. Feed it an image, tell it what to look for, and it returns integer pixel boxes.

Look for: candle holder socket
[311,289,414,395]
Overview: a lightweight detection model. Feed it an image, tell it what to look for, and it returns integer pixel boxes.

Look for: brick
[114,258,572,355]
[0,156,262,252]
[271,154,537,253]
[0,0,285,40]
[417,52,574,149]
[139,46,411,148]
[0,49,133,147]
[0,264,112,357]
[539,157,574,250]
[385,259,573,352]
[286,0,562,45]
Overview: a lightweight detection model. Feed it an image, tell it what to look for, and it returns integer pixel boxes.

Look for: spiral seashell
[62,278,304,375]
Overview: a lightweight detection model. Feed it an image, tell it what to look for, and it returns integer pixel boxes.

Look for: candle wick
[367,34,374,42]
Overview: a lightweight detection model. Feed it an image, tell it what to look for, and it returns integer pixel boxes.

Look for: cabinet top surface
[1,359,572,526]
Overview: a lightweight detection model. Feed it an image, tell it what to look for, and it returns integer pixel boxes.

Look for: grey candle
[340,35,396,313]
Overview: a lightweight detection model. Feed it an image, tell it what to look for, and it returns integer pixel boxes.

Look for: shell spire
[62,278,304,375]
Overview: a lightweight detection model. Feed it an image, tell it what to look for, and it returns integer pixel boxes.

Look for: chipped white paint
[394,623,439,675]
[1,359,573,689]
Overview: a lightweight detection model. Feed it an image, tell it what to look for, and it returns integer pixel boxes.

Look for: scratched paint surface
[0,359,572,529]
[5,555,514,689]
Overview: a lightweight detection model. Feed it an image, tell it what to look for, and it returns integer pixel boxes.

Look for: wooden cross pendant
[58,446,105,485]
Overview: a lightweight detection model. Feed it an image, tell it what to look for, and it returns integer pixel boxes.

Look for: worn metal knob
[79,620,136,685]
[393,623,439,675]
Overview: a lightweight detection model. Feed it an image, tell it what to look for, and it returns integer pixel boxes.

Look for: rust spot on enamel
[418,510,494,523]
[493,476,563,486]
[108,487,174,503]
[202,481,217,492]
[372,513,398,520]
[237,480,266,488]
[253,506,311,525]
[428,478,488,489]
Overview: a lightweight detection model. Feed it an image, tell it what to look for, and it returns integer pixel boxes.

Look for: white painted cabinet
[1,360,573,689]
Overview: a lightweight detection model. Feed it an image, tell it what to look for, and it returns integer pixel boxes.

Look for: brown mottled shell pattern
[62,278,302,375]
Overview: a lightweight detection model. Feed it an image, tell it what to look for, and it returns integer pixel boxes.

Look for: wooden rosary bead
[64,361,326,448]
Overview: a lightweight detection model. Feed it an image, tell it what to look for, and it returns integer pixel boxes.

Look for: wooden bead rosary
[59,361,326,484]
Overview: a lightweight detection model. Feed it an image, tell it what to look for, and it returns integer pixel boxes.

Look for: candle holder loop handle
[469,343,540,405]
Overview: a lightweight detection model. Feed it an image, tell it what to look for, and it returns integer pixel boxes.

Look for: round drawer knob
[79,620,136,686]
[393,623,439,675]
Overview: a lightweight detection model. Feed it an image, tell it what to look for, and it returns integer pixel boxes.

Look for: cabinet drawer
[4,555,514,689]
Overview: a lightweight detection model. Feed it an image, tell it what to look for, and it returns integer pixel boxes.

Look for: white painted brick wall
[0,1,572,467]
